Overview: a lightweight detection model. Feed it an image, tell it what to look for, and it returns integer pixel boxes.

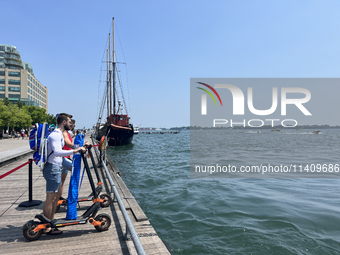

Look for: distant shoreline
[139,125,340,131]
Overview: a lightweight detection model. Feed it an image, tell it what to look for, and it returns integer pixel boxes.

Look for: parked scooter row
[22,145,112,241]
[56,145,111,212]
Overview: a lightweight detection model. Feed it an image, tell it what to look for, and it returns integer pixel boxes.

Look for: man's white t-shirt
[47,129,74,166]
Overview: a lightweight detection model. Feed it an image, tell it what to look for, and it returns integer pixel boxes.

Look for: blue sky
[1,1,340,128]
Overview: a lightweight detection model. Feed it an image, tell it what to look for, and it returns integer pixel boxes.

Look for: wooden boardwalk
[0,136,170,254]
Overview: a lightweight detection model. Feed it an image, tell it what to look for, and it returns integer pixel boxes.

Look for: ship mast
[106,49,109,118]
[109,33,112,116]
[112,17,116,115]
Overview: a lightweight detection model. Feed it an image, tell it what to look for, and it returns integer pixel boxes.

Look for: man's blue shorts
[43,163,62,193]
[62,158,72,174]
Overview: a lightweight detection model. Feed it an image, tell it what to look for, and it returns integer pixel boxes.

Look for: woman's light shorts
[62,157,72,174]
[43,163,62,193]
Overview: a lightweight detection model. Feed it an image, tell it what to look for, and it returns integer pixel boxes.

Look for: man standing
[42,113,85,235]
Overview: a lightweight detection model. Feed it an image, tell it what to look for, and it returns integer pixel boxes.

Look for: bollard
[19,159,42,207]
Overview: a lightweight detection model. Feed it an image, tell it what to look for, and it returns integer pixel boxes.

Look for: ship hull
[96,124,134,146]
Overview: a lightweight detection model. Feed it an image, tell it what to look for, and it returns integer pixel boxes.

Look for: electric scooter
[55,145,111,212]
[22,150,112,241]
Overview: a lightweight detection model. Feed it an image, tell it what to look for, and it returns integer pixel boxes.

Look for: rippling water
[108,129,340,255]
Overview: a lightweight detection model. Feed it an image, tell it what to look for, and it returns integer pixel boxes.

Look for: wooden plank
[105,160,148,222]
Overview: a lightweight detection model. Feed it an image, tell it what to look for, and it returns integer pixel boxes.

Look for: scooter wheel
[22,220,43,241]
[94,213,111,232]
[99,194,112,208]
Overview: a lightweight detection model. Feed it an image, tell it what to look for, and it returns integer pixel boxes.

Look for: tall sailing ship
[95,18,134,146]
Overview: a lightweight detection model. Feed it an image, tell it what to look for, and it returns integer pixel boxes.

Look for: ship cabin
[108,114,130,127]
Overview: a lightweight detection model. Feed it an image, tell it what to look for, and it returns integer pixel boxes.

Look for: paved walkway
[0,135,170,254]
[0,138,32,164]
[0,137,30,152]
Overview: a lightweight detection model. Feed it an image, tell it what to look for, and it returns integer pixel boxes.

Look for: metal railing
[92,139,146,255]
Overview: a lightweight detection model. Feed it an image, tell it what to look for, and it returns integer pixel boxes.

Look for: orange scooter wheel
[99,194,112,208]
[94,213,111,232]
[22,220,43,241]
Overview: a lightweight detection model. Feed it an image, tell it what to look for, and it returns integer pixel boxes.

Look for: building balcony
[5,62,23,69]
[4,50,20,56]
[5,57,22,63]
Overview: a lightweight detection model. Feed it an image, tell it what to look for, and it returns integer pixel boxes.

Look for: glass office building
[0,45,48,112]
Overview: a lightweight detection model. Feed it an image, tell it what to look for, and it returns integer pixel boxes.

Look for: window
[8,71,20,77]
[27,81,30,86]
[27,74,29,79]
[8,94,20,98]
[0,79,5,84]
[0,93,5,98]
[8,79,20,85]
[8,86,20,92]
[0,86,5,91]
[0,71,5,76]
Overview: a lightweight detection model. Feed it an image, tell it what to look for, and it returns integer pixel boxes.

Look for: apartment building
[0,44,48,111]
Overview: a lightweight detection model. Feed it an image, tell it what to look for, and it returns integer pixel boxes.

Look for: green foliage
[0,100,6,127]
[22,105,47,124]
[17,99,24,108]
[0,99,55,130]
[0,100,13,128]
[15,106,32,128]
[2,97,10,106]
[46,114,57,125]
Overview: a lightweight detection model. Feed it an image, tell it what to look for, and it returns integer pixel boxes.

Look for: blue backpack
[29,123,52,169]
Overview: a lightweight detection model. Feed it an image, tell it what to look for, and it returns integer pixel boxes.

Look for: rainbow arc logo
[196,82,223,106]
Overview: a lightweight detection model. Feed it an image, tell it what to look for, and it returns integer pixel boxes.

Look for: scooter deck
[53,217,88,227]
[35,214,88,225]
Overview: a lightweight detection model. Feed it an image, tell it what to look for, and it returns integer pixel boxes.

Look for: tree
[46,113,57,125]
[1,99,55,130]
[22,105,47,124]
[15,106,32,128]
[0,100,5,127]
[0,100,14,130]
[3,97,10,106]
[17,99,24,108]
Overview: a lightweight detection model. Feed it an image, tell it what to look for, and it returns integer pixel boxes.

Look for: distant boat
[134,127,139,135]
[312,130,320,134]
[271,129,281,132]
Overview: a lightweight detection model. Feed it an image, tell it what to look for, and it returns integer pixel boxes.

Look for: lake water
[108,129,340,255]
